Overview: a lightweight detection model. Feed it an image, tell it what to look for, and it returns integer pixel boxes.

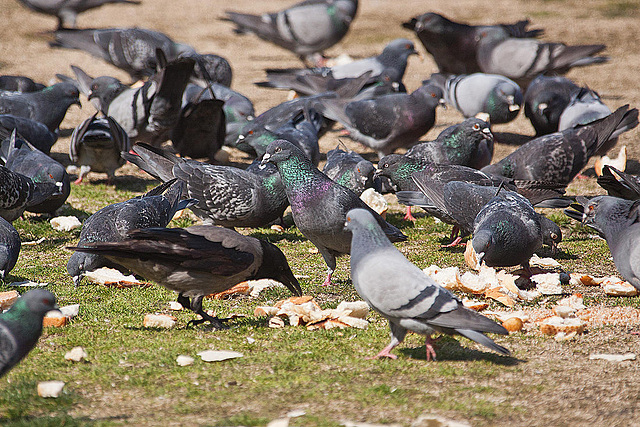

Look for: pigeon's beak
[537,103,548,114]
[476,251,485,266]
[73,99,82,108]
[508,100,520,112]
[438,98,447,108]
[482,127,493,141]
[72,274,83,287]
[280,271,302,297]
[564,204,587,223]
[260,152,272,166]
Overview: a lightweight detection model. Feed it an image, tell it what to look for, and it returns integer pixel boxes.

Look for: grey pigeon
[429,73,523,124]
[524,75,580,136]
[318,83,445,157]
[476,28,608,87]
[70,225,302,328]
[266,108,322,166]
[0,165,60,222]
[565,196,640,290]
[375,154,431,221]
[256,70,376,98]
[0,289,57,378]
[345,208,509,360]
[16,0,140,29]
[66,179,194,285]
[69,112,131,184]
[0,216,20,280]
[0,82,80,132]
[1,133,70,214]
[261,139,407,286]
[53,28,195,79]
[0,115,57,155]
[322,143,378,196]
[402,12,543,74]
[481,105,638,185]
[122,143,290,229]
[597,165,640,200]
[72,52,195,146]
[222,0,358,65]
[0,76,45,93]
[183,53,233,88]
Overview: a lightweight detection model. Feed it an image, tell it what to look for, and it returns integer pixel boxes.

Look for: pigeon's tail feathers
[223,11,279,38]
[381,220,407,242]
[598,165,640,200]
[396,190,433,207]
[610,107,639,140]
[569,55,609,68]
[554,44,608,70]
[513,180,567,205]
[456,329,511,356]
[429,304,509,335]
[583,105,637,156]
[411,174,448,214]
[533,197,575,209]
[70,65,94,98]
[51,30,109,60]
[333,71,373,99]
[316,98,351,127]
[122,143,179,182]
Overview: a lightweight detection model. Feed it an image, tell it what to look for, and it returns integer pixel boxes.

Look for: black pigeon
[0,165,60,222]
[318,83,445,157]
[0,76,45,93]
[0,115,57,155]
[70,225,302,328]
[66,179,194,285]
[0,216,20,280]
[565,196,640,290]
[481,105,639,185]
[122,143,290,229]
[402,12,543,74]
[1,133,70,214]
[524,75,580,136]
[261,139,407,286]
[0,289,57,378]
[222,0,358,65]
[0,82,80,132]
[16,0,140,29]
[322,143,378,196]
[597,165,640,200]
[69,112,131,184]
[53,28,195,79]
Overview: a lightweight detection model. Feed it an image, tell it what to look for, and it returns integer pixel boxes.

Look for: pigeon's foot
[321,275,334,287]
[187,313,229,330]
[366,343,398,360]
[338,129,351,137]
[425,336,437,361]
[441,236,464,248]
[403,206,416,222]
[73,177,84,185]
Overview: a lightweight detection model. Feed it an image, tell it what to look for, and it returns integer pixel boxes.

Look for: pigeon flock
[2,0,640,382]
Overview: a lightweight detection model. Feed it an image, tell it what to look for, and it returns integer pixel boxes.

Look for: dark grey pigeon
[0,165,60,222]
[0,76,45,93]
[70,225,301,328]
[261,139,407,286]
[0,216,20,280]
[122,143,289,229]
[481,105,639,185]
[597,165,640,200]
[402,12,543,74]
[16,0,140,29]
[345,208,509,360]
[53,28,195,79]
[476,28,608,87]
[66,179,194,285]
[472,188,543,270]
[524,75,580,136]
[222,0,358,65]
[255,70,376,98]
[0,289,57,378]
[1,133,70,214]
[0,115,57,155]
[317,83,445,157]
[322,143,378,196]
[429,73,523,124]
[182,53,233,88]
[266,108,322,166]
[69,112,131,184]
[0,82,80,132]
[565,196,640,290]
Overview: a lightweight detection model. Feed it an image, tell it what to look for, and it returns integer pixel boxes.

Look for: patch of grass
[599,0,638,18]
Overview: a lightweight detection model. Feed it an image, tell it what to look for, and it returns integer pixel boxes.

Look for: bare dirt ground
[1,0,640,426]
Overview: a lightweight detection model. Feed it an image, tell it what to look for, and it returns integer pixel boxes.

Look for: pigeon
[261,139,407,286]
[402,12,543,74]
[255,70,377,98]
[183,53,233,88]
[322,143,378,196]
[16,0,140,29]
[69,112,131,184]
[66,179,194,285]
[475,27,608,87]
[345,208,509,360]
[0,289,57,378]
[70,225,302,328]
[52,28,195,79]
[72,52,195,146]
[524,75,580,136]
[265,108,322,166]
[122,143,290,229]
[375,154,431,221]
[0,165,60,222]
[565,196,640,290]
[472,187,543,269]
[0,115,57,155]
[481,105,639,185]
[317,83,445,157]
[1,133,70,214]
[405,118,494,170]
[0,82,81,132]
[597,165,640,200]
[428,73,523,124]
[222,0,358,65]
[0,216,20,280]
[0,76,45,93]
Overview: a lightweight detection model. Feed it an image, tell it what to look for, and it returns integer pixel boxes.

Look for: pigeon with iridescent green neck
[262,139,406,286]
[0,289,57,377]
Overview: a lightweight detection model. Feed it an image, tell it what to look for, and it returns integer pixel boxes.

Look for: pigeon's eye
[588,205,595,212]
[357,167,361,173]
[473,123,481,131]
[551,233,558,240]
[405,44,411,49]
[275,146,282,153]
[248,130,254,135]
[431,93,437,97]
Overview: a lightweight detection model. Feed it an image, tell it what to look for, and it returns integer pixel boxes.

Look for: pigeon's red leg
[425,336,437,361]
[403,206,416,222]
[366,343,398,360]
[441,235,463,248]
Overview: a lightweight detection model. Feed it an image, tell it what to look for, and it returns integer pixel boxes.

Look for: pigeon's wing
[598,166,640,200]
[0,321,18,377]
[342,98,399,140]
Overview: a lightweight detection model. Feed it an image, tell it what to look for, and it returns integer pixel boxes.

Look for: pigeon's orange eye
[473,123,480,130]
[431,93,436,97]
[275,147,282,153]
[405,44,411,49]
